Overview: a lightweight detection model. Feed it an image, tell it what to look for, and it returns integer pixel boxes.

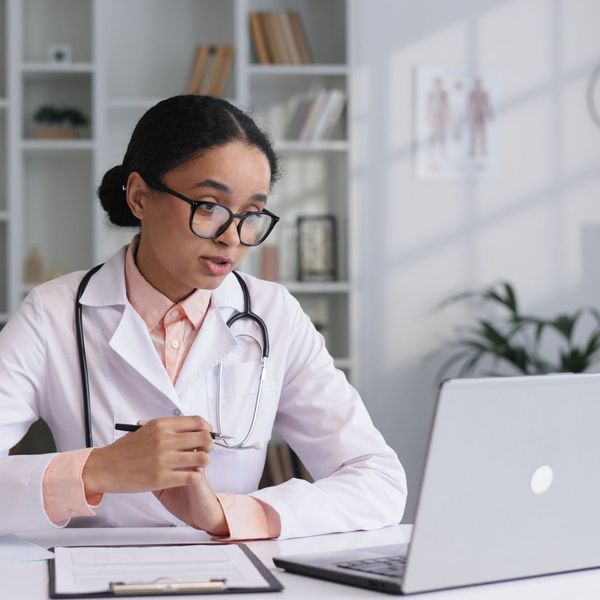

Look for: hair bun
[97,165,139,227]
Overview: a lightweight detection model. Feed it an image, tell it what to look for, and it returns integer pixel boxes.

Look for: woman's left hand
[154,474,229,535]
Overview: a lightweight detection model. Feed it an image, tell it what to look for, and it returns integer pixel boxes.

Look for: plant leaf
[584,331,600,359]
[502,282,518,314]
[559,348,589,373]
[547,312,581,342]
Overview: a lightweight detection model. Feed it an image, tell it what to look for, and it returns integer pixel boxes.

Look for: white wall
[351,0,600,521]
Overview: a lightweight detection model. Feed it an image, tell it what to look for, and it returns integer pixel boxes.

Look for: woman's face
[126,141,272,301]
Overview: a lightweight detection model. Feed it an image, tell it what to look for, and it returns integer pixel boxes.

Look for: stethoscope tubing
[214,271,269,450]
[75,263,104,449]
[76,267,269,450]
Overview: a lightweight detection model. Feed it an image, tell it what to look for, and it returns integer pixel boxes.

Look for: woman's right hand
[82,416,214,495]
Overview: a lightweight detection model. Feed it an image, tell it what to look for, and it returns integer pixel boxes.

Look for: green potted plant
[32,104,89,139]
[437,281,600,378]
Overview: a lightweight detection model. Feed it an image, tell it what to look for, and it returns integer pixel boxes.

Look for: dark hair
[97,95,280,227]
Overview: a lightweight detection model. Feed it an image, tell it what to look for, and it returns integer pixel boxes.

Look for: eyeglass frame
[141,175,280,247]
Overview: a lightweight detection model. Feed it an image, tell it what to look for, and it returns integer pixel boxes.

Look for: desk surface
[4,525,600,599]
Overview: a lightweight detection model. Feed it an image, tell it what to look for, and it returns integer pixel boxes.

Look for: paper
[0,534,54,565]
[53,544,269,594]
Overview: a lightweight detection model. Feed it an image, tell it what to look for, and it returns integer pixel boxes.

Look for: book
[198,44,234,97]
[186,45,210,94]
[277,11,301,64]
[249,12,271,64]
[208,44,234,97]
[310,89,346,141]
[267,12,290,63]
[248,10,312,65]
[285,93,316,139]
[321,91,347,139]
[288,11,312,64]
[201,45,225,96]
[298,89,329,141]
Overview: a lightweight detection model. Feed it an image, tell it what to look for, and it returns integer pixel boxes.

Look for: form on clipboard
[48,543,283,597]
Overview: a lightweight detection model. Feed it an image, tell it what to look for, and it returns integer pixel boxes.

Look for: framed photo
[297,215,337,282]
[47,43,72,64]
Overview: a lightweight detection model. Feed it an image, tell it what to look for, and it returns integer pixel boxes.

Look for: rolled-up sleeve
[42,448,103,526]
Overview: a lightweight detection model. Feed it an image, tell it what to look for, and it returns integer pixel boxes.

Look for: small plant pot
[32,125,79,139]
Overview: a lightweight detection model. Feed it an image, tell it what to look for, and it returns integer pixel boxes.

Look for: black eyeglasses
[143,176,280,247]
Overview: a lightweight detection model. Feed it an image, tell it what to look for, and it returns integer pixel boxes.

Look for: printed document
[0,534,54,566]
[53,544,269,594]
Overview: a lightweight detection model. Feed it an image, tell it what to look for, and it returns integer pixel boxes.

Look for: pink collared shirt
[41,239,280,539]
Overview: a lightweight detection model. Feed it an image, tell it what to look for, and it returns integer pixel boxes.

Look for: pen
[115,423,232,440]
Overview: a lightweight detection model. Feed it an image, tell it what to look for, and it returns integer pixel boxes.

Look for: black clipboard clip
[109,577,227,595]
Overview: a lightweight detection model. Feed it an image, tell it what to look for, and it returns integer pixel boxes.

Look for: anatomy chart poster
[415,67,497,180]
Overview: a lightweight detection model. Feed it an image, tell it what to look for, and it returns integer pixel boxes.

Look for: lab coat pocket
[206,360,275,447]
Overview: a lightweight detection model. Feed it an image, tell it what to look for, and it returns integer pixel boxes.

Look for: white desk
[4,525,600,599]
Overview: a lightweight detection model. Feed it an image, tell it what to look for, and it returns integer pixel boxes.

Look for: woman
[0,95,406,539]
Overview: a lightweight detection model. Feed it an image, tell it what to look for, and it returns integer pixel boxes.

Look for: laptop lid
[402,373,600,593]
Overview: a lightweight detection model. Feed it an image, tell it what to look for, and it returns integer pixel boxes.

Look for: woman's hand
[82,416,213,494]
[154,480,229,536]
[82,415,228,534]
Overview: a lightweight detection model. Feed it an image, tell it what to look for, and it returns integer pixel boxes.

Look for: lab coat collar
[78,246,129,308]
[174,271,245,394]
[211,268,246,311]
[77,247,178,405]
[77,246,247,403]
[78,245,246,311]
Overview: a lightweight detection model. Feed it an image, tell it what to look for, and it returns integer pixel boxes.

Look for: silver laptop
[274,374,600,594]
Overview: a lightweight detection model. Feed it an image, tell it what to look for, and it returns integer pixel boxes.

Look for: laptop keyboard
[336,555,407,579]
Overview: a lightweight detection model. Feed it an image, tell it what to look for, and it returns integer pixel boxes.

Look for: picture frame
[47,43,72,64]
[297,215,337,282]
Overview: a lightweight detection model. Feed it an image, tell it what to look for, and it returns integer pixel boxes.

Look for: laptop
[273,374,600,594]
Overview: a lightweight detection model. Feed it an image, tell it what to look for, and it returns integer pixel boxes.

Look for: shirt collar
[124,236,211,331]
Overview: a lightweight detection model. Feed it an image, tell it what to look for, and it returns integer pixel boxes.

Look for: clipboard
[48,543,284,597]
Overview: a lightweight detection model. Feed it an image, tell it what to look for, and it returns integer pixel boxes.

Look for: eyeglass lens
[192,203,274,246]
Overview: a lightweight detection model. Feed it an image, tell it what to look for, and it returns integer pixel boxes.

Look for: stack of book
[285,88,346,141]
[186,44,234,97]
[259,442,313,488]
[249,11,312,64]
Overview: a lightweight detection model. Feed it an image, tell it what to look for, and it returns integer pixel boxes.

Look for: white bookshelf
[247,64,349,76]
[20,139,95,152]
[283,281,351,294]
[21,62,95,74]
[1,0,356,382]
[276,140,349,153]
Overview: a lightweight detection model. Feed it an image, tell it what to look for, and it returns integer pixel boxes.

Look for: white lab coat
[0,246,406,538]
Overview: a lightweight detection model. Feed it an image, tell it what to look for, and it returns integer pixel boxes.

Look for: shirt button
[170,309,180,318]
[173,408,182,416]
[171,340,180,349]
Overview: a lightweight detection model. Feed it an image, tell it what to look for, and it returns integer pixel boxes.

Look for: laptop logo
[530,465,554,494]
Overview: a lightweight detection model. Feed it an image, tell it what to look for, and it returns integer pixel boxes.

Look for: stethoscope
[76,266,269,450]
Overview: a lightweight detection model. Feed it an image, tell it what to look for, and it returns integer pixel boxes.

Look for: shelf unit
[1,0,355,380]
